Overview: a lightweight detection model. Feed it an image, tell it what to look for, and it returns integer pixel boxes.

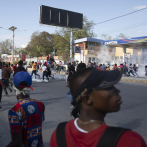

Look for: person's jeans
[31,70,40,79]
[134,71,139,77]
[1,79,12,95]
[66,89,73,102]
[128,70,135,76]
[59,66,63,73]
[0,85,2,103]
[43,71,49,81]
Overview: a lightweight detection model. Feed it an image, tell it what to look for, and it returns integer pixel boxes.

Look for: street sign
[74,46,81,53]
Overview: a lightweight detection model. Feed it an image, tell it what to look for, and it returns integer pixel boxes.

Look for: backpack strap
[96,127,130,147]
[56,122,67,147]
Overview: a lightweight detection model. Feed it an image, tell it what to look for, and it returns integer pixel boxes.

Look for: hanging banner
[103,36,147,45]
[21,54,26,61]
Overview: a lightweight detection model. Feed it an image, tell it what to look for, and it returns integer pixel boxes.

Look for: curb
[121,78,147,84]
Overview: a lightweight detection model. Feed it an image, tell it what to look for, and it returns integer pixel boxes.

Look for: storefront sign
[103,36,147,45]
[88,50,94,54]
[104,41,118,45]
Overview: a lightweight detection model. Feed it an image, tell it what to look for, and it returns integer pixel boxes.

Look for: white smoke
[97,46,114,65]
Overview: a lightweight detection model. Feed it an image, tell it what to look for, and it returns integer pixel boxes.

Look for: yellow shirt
[33,63,37,70]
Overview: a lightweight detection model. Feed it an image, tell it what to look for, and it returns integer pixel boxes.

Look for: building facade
[73,36,147,65]
[73,38,115,64]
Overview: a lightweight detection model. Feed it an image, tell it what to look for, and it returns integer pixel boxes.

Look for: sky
[0,0,147,48]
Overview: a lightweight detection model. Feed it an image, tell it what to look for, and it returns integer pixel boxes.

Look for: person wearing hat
[50,67,146,147]
[7,71,45,147]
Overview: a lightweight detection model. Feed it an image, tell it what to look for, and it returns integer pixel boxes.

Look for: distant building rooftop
[73,37,104,44]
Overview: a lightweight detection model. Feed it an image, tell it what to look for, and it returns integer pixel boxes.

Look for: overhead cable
[95,7,147,25]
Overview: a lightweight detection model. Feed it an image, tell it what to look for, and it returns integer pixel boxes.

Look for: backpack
[3,68,11,78]
[56,122,130,147]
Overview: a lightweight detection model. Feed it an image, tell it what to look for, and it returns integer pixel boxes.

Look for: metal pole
[70,28,72,62]
[54,48,55,70]
[9,26,17,63]
[12,30,14,62]
[80,51,81,63]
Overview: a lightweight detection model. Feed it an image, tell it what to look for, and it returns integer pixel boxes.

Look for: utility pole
[9,26,17,62]
[70,29,73,62]
[54,48,56,70]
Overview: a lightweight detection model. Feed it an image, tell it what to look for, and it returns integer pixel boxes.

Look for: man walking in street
[128,63,135,77]
[31,61,40,79]
[2,64,12,96]
[6,71,45,147]
[14,60,26,76]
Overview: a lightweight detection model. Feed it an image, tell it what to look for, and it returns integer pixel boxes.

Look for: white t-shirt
[0,69,2,79]
[60,62,63,66]
[24,65,27,70]
[42,66,47,71]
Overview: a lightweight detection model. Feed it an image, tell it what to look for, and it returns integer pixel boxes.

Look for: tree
[0,39,12,54]
[115,33,128,39]
[101,34,112,40]
[24,31,54,58]
[101,33,129,40]
[73,16,97,39]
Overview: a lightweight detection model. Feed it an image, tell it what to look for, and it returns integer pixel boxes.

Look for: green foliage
[12,60,19,65]
[53,16,96,60]
[24,31,54,57]
[24,16,96,61]
[0,39,12,54]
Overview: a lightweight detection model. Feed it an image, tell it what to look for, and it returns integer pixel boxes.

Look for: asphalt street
[0,80,147,146]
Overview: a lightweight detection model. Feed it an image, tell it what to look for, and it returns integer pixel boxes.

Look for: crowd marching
[0,55,147,147]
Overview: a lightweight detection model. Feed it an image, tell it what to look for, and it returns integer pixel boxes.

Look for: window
[92,58,95,62]
[91,46,95,50]
[89,57,91,62]
[115,56,119,61]
[89,42,95,46]
[96,43,101,46]
[86,42,88,49]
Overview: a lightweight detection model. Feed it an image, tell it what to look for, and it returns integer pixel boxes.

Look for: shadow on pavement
[118,119,142,130]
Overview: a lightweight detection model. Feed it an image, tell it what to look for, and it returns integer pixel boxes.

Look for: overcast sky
[0,0,147,48]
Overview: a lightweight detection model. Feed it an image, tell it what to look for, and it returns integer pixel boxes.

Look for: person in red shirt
[47,55,49,61]
[114,63,118,70]
[50,67,147,147]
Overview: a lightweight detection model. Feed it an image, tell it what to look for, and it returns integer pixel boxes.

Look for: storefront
[103,36,147,65]
[73,36,147,65]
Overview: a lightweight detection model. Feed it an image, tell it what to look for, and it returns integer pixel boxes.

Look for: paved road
[0,80,147,146]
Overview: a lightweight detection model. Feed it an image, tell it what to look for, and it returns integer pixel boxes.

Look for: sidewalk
[121,76,147,84]
[29,69,147,84]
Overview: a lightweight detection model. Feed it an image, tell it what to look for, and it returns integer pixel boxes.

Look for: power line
[95,7,147,25]
[101,20,147,34]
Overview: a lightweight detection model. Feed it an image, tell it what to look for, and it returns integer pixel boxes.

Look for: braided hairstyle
[69,67,93,118]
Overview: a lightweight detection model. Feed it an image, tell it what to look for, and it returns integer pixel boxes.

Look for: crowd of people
[0,58,147,147]
[66,61,147,78]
